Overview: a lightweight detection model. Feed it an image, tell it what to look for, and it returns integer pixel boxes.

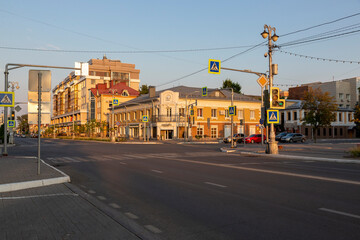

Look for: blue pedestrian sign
[229,106,236,116]
[267,110,279,124]
[0,92,14,107]
[208,59,221,74]
[202,87,207,96]
[142,115,149,122]
[113,98,119,106]
[7,120,15,128]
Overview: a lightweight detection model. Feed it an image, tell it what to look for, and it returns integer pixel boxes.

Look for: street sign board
[7,120,15,128]
[267,110,279,124]
[113,98,119,106]
[202,87,207,96]
[229,106,236,116]
[208,59,221,74]
[116,121,121,126]
[256,75,268,88]
[259,119,264,125]
[142,115,149,122]
[190,109,194,116]
[0,92,14,107]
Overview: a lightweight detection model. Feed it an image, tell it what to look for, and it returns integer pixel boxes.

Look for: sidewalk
[0,156,152,240]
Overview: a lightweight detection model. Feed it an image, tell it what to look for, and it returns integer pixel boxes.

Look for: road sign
[267,110,279,124]
[142,115,149,122]
[190,109,194,116]
[256,75,268,88]
[7,120,15,128]
[208,59,221,74]
[229,106,236,116]
[116,121,121,126]
[202,87,207,96]
[0,92,14,107]
[259,119,264,125]
[113,98,119,106]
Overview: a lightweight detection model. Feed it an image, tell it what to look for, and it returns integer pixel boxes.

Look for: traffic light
[10,109,15,120]
[270,87,285,109]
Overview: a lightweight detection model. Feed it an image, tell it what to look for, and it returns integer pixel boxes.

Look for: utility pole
[230,88,234,148]
[261,24,279,154]
[8,81,19,144]
[110,88,117,142]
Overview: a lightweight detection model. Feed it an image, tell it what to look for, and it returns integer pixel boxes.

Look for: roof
[284,99,354,112]
[115,85,260,108]
[91,82,139,97]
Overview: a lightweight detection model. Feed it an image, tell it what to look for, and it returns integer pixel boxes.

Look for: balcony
[151,115,186,123]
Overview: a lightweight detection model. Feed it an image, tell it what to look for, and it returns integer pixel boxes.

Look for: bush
[349,147,360,157]
[195,135,203,139]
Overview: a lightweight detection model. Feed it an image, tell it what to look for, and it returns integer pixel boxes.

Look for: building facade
[51,57,140,135]
[288,76,360,109]
[113,86,262,140]
[280,100,356,139]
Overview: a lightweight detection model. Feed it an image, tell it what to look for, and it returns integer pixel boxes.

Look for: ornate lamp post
[261,24,279,154]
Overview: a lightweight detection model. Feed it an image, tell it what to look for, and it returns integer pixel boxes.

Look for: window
[167,108,172,117]
[348,113,352,121]
[134,112,137,119]
[323,128,326,136]
[211,109,217,118]
[238,110,244,119]
[329,128,332,136]
[225,109,229,118]
[127,113,130,120]
[179,108,185,117]
[288,112,291,121]
[250,110,255,120]
[339,93,343,99]
[210,127,218,138]
[196,127,204,136]
[340,128,343,136]
[121,90,129,97]
[346,94,350,100]
[112,72,129,81]
[305,128,309,136]
[197,108,203,118]
[91,79,95,84]
[317,128,320,136]
[334,128,338,136]
[293,111,297,121]
[338,113,342,122]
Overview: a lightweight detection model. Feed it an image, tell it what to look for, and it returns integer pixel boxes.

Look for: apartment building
[51,57,140,135]
[280,100,356,139]
[113,86,262,140]
[288,76,360,109]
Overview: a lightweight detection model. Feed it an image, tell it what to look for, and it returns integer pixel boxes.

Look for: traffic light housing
[270,87,285,109]
[10,109,15,120]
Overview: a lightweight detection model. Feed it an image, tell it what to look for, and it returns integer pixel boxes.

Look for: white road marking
[152,156,360,186]
[97,196,106,200]
[125,212,139,219]
[63,157,80,162]
[109,203,121,209]
[151,170,163,173]
[0,193,78,200]
[119,162,127,165]
[144,225,162,233]
[204,182,227,188]
[88,190,96,194]
[319,208,360,219]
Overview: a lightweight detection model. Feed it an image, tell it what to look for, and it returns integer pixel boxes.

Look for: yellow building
[51,56,140,135]
[113,86,262,140]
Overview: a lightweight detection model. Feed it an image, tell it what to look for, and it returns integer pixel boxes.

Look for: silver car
[281,133,306,143]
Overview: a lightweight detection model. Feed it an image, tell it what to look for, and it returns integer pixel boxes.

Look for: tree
[221,79,241,94]
[301,88,337,142]
[16,114,29,134]
[140,84,149,95]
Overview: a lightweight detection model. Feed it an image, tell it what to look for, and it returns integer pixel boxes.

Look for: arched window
[121,90,129,96]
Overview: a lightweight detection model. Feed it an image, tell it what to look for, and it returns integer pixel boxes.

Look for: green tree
[301,88,337,143]
[221,79,241,94]
[140,84,149,95]
[16,114,29,134]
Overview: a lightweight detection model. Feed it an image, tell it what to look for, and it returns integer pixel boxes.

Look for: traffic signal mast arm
[221,67,266,77]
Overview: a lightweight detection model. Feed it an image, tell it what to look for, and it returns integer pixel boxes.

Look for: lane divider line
[204,182,227,188]
[319,208,360,219]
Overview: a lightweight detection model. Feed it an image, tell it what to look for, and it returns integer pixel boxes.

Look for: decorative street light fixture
[261,24,279,154]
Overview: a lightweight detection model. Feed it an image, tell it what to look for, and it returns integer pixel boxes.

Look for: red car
[245,134,266,144]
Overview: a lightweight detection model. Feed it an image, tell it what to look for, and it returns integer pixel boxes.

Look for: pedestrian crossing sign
[208,59,221,74]
[229,106,236,116]
[0,92,14,107]
[7,120,15,128]
[113,99,119,106]
[267,110,279,124]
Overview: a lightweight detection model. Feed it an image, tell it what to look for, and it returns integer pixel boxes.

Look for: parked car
[245,134,266,144]
[275,132,288,141]
[223,133,246,143]
[57,132,67,136]
[21,134,26,138]
[281,133,306,143]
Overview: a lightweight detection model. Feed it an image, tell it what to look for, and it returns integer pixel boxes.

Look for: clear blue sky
[1,0,360,115]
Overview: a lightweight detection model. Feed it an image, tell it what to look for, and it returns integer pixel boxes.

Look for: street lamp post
[8,81,19,144]
[184,91,199,142]
[110,88,117,142]
[261,24,279,154]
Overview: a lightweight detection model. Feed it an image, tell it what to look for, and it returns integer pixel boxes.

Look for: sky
[1,0,360,116]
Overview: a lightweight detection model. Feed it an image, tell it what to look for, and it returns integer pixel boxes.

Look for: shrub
[349,147,360,157]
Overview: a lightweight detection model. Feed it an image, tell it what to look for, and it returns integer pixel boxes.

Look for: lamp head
[272,33,279,42]
[261,30,268,39]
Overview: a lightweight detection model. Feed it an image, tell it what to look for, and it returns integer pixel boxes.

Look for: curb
[0,159,71,193]
[179,142,220,145]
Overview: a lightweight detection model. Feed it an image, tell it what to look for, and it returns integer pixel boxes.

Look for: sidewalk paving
[0,156,152,240]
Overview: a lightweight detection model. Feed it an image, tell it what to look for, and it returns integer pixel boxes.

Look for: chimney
[149,86,155,98]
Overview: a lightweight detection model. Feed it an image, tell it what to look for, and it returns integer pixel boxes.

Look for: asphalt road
[10,137,360,240]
